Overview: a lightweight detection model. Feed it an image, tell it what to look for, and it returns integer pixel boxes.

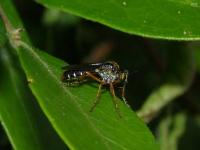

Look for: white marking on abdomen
[73,73,76,77]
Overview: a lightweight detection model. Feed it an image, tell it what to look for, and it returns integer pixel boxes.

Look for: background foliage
[0,0,200,150]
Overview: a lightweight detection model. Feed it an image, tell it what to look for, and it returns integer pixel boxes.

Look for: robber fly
[61,61,129,117]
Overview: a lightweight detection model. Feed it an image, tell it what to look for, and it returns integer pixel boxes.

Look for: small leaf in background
[137,48,195,122]
[37,0,200,40]
[178,116,200,150]
[157,112,187,150]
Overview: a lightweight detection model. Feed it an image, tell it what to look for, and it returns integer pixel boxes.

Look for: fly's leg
[86,71,105,112]
[89,83,103,112]
[121,84,130,107]
[85,71,102,83]
[120,70,129,107]
[110,83,122,118]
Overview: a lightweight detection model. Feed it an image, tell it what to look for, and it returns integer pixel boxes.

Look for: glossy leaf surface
[38,0,200,40]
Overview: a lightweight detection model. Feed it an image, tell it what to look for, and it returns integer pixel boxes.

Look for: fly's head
[119,69,128,84]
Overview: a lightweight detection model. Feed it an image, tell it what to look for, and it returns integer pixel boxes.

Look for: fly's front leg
[110,83,121,118]
[121,83,130,107]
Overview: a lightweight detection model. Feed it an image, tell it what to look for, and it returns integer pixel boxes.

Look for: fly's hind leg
[86,71,105,112]
[89,83,103,112]
[110,83,122,118]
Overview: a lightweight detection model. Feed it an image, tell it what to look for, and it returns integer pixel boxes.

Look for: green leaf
[16,41,158,150]
[137,47,195,122]
[0,47,67,150]
[37,0,200,40]
[0,0,159,149]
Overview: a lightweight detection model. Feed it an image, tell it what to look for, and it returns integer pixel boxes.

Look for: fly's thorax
[98,71,119,83]
[94,62,120,84]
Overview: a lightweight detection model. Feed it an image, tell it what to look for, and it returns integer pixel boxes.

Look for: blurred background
[1,0,200,150]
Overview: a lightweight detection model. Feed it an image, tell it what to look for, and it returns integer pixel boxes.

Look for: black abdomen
[61,70,86,85]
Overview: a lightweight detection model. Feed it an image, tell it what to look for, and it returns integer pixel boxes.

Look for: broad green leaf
[18,42,158,150]
[0,47,67,150]
[0,0,159,149]
[37,0,200,40]
[138,48,195,122]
